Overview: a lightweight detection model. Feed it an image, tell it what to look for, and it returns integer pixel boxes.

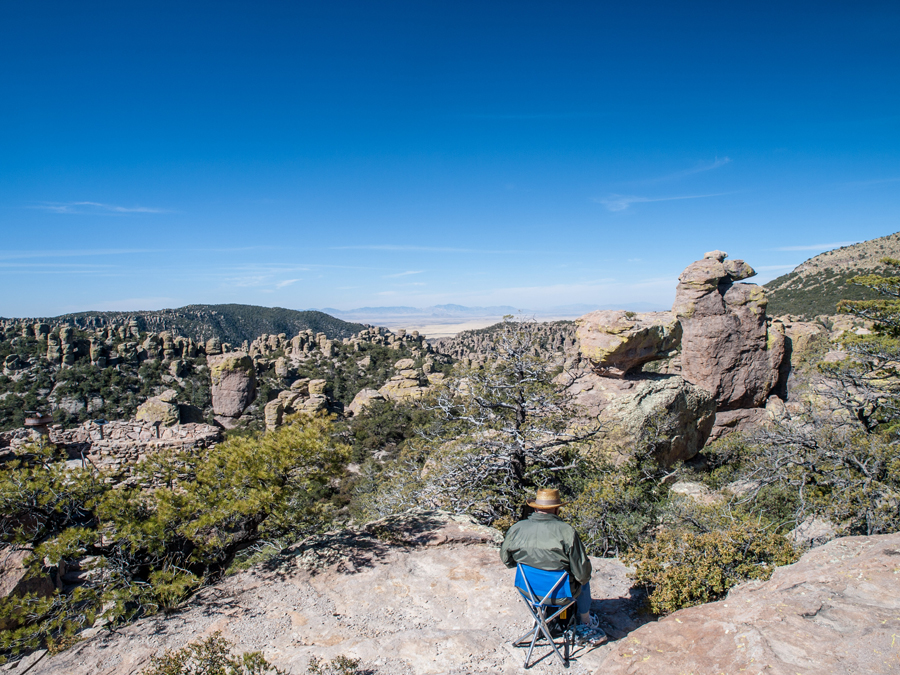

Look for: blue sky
[1,1,898,317]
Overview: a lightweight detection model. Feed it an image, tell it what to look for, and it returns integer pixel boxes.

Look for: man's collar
[529,511,561,521]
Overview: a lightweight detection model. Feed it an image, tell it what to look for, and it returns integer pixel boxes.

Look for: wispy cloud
[227,275,270,288]
[333,245,531,254]
[774,241,859,251]
[276,279,300,289]
[646,157,732,183]
[31,201,169,215]
[384,270,424,278]
[597,192,732,212]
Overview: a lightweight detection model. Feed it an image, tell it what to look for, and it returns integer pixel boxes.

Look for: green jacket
[500,512,592,598]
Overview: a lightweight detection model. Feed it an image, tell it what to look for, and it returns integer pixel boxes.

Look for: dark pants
[576,581,591,615]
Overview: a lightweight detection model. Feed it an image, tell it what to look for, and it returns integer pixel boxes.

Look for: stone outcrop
[575,310,681,377]
[1,420,221,478]
[208,352,256,418]
[264,399,283,431]
[347,388,386,416]
[0,548,55,630]
[674,251,786,410]
[598,532,900,675]
[134,389,180,427]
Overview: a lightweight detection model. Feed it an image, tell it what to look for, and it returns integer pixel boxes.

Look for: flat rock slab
[597,532,900,674]
[31,511,647,675]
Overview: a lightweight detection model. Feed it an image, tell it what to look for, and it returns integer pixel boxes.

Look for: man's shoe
[573,622,607,645]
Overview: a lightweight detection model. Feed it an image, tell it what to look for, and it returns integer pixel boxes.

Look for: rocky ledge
[9,515,900,674]
[27,511,645,675]
[597,532,900,674]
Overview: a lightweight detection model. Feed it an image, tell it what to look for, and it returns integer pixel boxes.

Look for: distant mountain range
[315,302,666,320]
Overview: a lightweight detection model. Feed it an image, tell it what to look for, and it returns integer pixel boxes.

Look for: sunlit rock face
[575,310,682,378]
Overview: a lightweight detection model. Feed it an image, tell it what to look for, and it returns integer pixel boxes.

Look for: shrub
[140,632,284,675]
[623,514,798,615]
[565,469,665,557]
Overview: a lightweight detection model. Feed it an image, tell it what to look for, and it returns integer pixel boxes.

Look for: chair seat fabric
[514,563,574,606]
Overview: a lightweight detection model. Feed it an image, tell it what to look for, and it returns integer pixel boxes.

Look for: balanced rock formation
[576,310,681,377]
[674,251,786,410]
[379,358,429,401]
[598,532,900,675]
[208,351,257,418]
[135,389,180,427]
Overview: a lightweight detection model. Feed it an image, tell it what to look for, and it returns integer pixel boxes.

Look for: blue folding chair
[512,563,577,669]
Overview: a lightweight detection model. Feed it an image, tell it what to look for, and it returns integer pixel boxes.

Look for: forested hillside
[765,232,900,318]
[19,305,366,345]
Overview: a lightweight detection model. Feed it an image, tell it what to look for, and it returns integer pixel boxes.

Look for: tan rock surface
[597,532,900,675]
[347,388,386,416]
[30,511,647,675]
[379,377,427,401]
[135,395,180,427]
[264,399,284,431]
[575,311,681,378]
[209,352,257,417]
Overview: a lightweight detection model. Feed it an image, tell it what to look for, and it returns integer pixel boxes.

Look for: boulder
[379,377,427,402]
[674,252,786,410]
[669,481,722,505]
[393,358,416,370]
[297,395,328,414]
[264,399,283,431]
[274,357,289,378]
[347,388,386,416]
[602,375,716,465]
[208,352,257,418]
[707,407,769,444]
[135,391,180,427]
[290,378,310,395]
[308,379,328,396]
[575,310,682,377]
[598,532,900,675]
[787,517,837,548]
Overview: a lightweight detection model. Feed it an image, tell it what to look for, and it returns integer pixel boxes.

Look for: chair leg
[523,628,538,670]
[536,619,568,667]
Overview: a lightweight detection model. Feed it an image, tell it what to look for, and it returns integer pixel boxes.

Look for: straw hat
[527,488,567,509]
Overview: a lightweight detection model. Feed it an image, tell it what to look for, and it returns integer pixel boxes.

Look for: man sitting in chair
[500,488,606,644]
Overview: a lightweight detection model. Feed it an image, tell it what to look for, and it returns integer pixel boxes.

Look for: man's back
[500,511,592,595]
